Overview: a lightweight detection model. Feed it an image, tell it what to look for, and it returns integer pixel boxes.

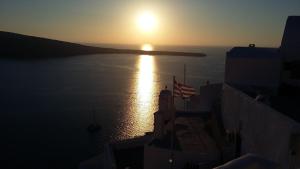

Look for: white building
[225,46,281,92]
[219,15,300,169]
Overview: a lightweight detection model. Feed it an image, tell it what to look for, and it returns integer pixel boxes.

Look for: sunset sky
[1,0,300,47]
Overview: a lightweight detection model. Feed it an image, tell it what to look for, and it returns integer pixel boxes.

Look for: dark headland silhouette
[0,31,206,59]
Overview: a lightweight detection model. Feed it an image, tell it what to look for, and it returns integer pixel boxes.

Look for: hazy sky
[1,0,300,47]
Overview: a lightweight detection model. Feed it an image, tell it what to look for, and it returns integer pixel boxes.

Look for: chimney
[154,88,172,138]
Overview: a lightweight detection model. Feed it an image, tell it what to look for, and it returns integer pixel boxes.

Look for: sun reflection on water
[137,55,154,109]
[126,44,157,137]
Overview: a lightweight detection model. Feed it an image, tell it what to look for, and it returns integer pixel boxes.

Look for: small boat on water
[87,109,101,133]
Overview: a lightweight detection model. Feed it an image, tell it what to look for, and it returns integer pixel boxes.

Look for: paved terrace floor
[175,116,219,155]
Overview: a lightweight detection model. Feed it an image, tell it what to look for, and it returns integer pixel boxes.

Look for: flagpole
[183,64,187,111]
[173,76,175,103]
[184,64,186,85]
[170,76,175,169]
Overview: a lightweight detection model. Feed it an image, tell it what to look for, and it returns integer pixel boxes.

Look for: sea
[0,45,229,169]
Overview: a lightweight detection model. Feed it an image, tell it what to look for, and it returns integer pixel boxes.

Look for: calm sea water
[0,45,229,169]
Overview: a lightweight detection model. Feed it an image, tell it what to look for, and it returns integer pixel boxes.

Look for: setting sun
[141,44,153,51]
[137,11,157,33]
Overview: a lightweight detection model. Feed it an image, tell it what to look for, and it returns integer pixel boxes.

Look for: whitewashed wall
[222,84,300,169]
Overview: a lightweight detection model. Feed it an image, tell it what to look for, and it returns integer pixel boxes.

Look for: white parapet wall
[221,84,300,169]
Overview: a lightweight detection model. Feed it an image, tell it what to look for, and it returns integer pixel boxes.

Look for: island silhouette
[0,31,206,59]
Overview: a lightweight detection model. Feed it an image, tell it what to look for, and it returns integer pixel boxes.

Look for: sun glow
[141,44,153,51]
[137,11,157,33]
